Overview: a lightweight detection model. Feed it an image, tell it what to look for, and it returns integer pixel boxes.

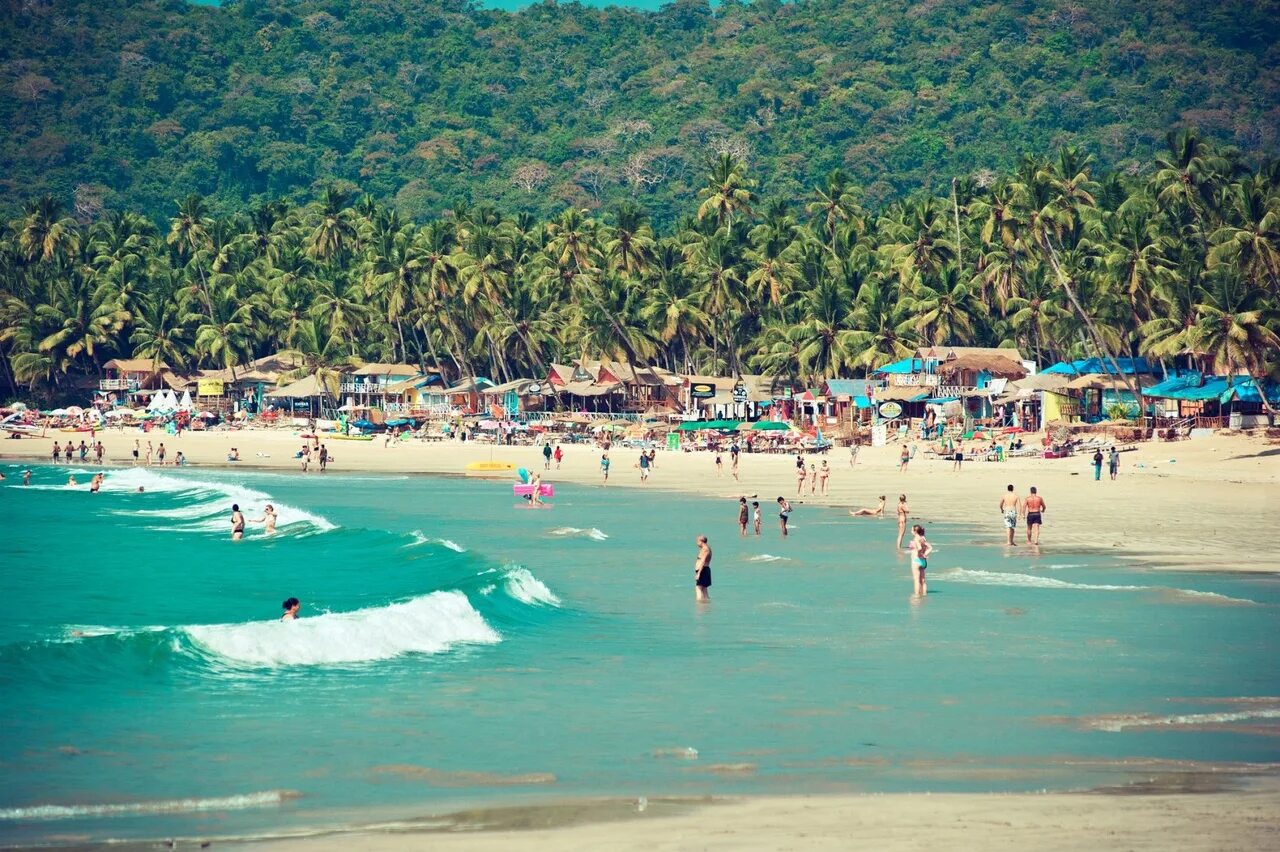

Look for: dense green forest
[1,0,1278,222]
[2,135,1278,404]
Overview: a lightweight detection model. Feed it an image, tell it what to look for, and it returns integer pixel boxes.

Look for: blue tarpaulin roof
[1144,376,1280,404]
[874,358,925,375]
[854,395,872,409]
[823,379,879,397]
[1043,357,1154,376]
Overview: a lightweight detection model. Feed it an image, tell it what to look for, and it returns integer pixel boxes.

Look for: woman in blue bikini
[907,524,933,596]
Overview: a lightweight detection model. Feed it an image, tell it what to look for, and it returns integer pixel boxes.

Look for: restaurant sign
[689,382,716,399]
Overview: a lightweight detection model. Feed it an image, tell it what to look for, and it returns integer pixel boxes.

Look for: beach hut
[264,374,340,418]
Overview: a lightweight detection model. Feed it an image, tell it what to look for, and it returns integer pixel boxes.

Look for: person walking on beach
[738,497,749,537]
[1092,448,1104,481]
[895,494,909,548]
[300,444,311,472]
[714,453,723,477]
[95,441,104,463]
[730,443,740,481]
[543,442,553,470]
[157,443,166,465]
[145,441,153,466]
[132,439,139,464]
[78,441,88,462]
[1024,487,1046,545]
[638,450,650,482]
[907,524,933,596]
[319,445,328,472]
[999,484,1020,545]
[818,460,830,495]
[281,597,301,620]
[752,501,762,535]
[647,448,657,470]
[600,452,610,485]
[52,441,61,463]
[777,496,793,537]
[554,444,563,469]
[899,443,910,473]
[807,463,818,495]
[1108,446,1120,480]
[849,438,860,468]
[795,461,807,496]
[694,535,712,601]
[851,495,886,517]
[230,504,246,541]
[952,442,964,472]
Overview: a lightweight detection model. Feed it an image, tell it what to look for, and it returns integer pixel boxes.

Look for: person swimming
[281,597,300,620]
[255,504,278,535]
[231,503,245,540]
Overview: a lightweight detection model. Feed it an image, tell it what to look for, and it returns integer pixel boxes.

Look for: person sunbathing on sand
[850,496,886,517]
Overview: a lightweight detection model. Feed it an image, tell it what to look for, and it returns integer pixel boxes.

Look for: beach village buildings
[83,343,1276,437]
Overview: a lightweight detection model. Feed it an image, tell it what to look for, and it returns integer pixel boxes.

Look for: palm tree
[14,196,80,265]
[806,169,861,254]
[1208,177,1280,293]
[1188,272,1280,412]
[697,154,754,234]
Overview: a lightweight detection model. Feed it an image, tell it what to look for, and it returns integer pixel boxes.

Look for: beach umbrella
[104,409,130,418]
[65,406,83,415]
[198,411,217,419]
[178,390,194,411]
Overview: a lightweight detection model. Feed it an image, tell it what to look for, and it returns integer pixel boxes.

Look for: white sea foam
[1088,709,1280,732]
[404,532,466,552]
[749,554,792,563]
[183,591,499,666]
[549,526,608,541]
[503,566,561,607]
[102,468,335,534]
[940,569,1256,603]
[0,790,296,820]
[940,569,1145,592]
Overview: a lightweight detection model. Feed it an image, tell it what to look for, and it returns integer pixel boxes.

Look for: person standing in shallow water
[694,535,712,601]
[907,524,933,596]
[738,497,749,537]
[281,597,300,620]
[231,503,246,541]
[999,484,1020,546]
[1024,486,1046,545]
[895,494,909,548]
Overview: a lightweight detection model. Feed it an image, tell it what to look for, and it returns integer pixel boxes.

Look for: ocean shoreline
[5,427,1279,574]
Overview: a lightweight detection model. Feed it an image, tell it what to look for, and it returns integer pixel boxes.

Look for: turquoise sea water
[1,461,1278,846]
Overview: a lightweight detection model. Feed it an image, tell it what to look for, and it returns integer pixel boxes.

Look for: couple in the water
[230,503,278,540]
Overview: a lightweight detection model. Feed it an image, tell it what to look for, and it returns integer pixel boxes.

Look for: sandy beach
[240,784,1280,852]
[8,426,1278,572]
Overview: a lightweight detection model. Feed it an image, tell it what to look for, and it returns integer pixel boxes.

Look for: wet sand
[239,782,1280,851]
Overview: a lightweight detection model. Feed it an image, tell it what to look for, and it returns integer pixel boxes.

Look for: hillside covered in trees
[2,0,1278,223]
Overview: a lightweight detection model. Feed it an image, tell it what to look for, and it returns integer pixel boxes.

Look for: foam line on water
[549,526,608,541]
[101,468,335,534]
[183,591,499,666]
[1086,708,1280,732]
[939,569,1256,603]
[0,790,297,821]
[749,554,791,563]
[941,569,1145,592]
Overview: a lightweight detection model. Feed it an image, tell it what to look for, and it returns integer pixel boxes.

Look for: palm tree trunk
[1037,234,1143,410]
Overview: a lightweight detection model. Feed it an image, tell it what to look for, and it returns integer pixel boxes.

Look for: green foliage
[2,136,1278,410]
[1,0,1278,224]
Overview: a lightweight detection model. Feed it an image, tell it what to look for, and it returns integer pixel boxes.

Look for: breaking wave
[0,790,298,821]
